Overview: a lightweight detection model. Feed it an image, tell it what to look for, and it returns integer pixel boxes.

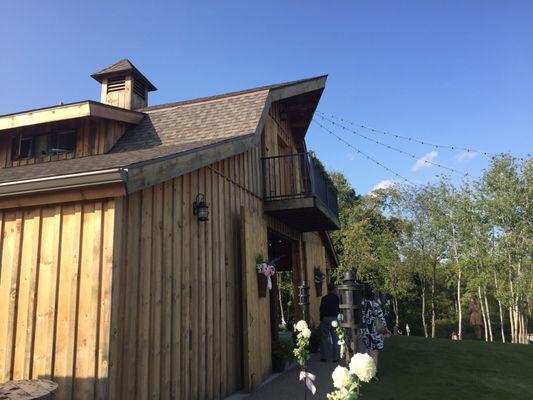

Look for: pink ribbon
[299,371,317,395]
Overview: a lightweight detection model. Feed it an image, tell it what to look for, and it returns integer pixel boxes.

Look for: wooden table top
[0,380,58,399]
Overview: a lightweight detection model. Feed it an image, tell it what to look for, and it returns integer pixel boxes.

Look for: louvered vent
[133,79,146,100]
[107,76,126,93]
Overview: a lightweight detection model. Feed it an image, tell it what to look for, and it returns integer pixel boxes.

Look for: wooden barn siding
[0,199,116,399]
[110,147,265,400]
[241,207,271,392]
[0,118,126,168]
[303,232,327,327]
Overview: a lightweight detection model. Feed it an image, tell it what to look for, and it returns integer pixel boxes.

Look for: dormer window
[11,130,77,161]
[17,137,33,159]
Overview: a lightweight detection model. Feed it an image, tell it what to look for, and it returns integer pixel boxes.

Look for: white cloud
[371,179,396,192]
[412,150,438,172]
[455,151,479,162]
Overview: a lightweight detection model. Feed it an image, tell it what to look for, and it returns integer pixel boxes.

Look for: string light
[315,114,465,175]
[312,120,416,186]
[316,111,524,161]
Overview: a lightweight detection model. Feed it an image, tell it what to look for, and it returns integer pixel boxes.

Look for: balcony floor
[264,195,340,232]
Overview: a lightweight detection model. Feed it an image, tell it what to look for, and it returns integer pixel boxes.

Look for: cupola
[91,59,157,110]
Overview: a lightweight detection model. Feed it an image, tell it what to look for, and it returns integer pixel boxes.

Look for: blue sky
[1,0,531,193]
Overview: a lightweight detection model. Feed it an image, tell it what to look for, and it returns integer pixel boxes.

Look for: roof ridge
[137,74,327,112]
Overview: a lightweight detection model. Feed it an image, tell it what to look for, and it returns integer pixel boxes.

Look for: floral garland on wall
[255,253,277,297]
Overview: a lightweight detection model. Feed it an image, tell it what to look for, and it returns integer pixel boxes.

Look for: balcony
[262,153,340,232]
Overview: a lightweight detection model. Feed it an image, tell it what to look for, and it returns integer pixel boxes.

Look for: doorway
[268,230,301,342]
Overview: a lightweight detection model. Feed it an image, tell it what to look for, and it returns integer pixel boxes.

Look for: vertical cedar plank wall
[110,146,265,400]
[303,232,328,327]
[241,207,271,392]
[0,199,116,399]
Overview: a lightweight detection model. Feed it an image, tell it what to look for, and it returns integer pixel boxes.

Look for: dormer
[0,60,151,168]
[91,59,157,110]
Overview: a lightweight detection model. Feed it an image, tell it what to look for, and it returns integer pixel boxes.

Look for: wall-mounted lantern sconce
[280,110,288,121]
[308,150,316,159]
[193,193,209,222]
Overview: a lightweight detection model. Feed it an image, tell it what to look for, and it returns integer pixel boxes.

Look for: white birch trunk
[457,269,462,339]
[498,299,506,343]
[509,306,515,343]
[451,223,462,339]
[494,273,506,343]
[483,292,493,342]
[478,286,488,341]
[421,281,428,338]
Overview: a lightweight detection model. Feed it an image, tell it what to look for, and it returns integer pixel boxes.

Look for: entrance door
[267,231,294,341]
[240,207,271,391]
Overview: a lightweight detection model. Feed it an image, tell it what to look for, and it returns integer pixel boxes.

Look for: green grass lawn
[363,336,533,400]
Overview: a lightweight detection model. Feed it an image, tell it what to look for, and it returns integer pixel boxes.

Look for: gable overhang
[269,75,327,141]
[0,101,145,131]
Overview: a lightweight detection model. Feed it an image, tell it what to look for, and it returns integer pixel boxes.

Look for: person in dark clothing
[319,283,341,362]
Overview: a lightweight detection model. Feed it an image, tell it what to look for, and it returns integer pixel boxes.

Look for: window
[56,131,77,153]
[19,137,33,159]
[11,130,77,161]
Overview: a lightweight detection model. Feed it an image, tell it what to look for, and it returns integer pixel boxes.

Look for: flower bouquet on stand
[293,320,315,399]
[255,253,277,298]
[328,353,376,400]
[326,292,376,399]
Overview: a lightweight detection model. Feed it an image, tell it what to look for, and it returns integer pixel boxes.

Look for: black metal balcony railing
[262,152,339,217]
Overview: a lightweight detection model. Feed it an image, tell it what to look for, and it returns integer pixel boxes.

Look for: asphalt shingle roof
[92,59,136,77]
[0,75,325,186]
[0,88,269,184]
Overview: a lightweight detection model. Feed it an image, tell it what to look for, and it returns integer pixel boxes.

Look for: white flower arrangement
[331,366,351,389]
[349,353,376,383]
[295,320,308,332]
[327,352,376,400]
[293,319,317,394]
[293,320,311,367]
[300,327,312,339]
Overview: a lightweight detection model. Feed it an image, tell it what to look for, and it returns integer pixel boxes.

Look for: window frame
[11,129,78,161]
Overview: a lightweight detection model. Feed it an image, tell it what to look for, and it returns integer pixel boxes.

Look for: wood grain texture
[0,199,116,399]
[303,232,328,327]
[240,207,271,391]
[110,147,264,399]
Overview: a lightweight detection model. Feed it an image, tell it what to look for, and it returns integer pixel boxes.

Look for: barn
[0,60,339,399]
